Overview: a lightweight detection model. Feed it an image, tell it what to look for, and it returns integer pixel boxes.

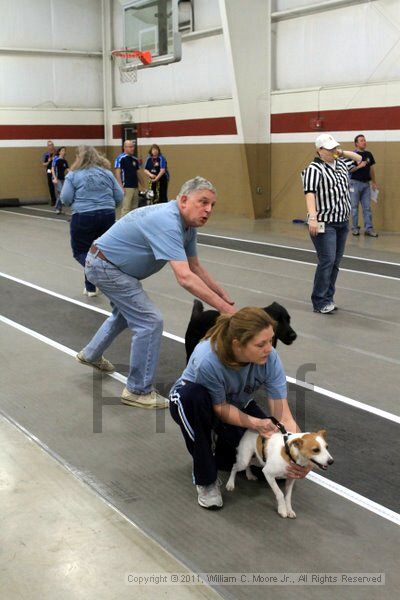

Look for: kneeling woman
[169,307,310,509]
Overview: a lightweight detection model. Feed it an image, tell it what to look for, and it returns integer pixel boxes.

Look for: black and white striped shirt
[301,157,355,222]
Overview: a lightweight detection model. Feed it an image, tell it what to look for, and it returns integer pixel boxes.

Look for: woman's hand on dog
[286,462,313,479]
[256,418,279,438]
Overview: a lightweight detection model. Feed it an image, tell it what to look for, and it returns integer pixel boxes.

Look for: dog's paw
[277,505,288,518]
[286,509,296,519]
[226,481,235,492]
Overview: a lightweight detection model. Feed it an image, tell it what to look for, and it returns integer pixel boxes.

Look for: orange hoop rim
[111,50,152,65]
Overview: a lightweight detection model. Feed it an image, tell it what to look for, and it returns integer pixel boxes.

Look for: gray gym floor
[1,204,399,599]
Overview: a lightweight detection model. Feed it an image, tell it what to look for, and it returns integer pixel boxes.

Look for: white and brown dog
[226,429,334,518]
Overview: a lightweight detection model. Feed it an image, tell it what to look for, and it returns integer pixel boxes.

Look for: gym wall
[1,0,399,230]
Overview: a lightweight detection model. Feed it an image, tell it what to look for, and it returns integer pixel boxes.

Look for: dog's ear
[317,429,327,440]
[291,438,303,448]
[191,299,204,319]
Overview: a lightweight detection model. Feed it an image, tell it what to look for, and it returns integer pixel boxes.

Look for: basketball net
[111,50,152,84]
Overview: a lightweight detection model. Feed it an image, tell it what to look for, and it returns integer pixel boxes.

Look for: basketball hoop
[111,50,152,83]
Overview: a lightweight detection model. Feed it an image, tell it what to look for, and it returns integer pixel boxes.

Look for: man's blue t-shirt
[173,340,287,409]
[114,152,140,188]
[95,200,197,280]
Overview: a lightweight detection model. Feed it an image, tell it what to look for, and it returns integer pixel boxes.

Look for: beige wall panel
[108,144,256,218]
[1,148,50,199]
[244,144,271,219]
[270,143,397,232]
[0,146,106,201]
[2,143,398,233]
[270,143,311,222]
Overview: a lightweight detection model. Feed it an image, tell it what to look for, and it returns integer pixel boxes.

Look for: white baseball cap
[315,133,339,150]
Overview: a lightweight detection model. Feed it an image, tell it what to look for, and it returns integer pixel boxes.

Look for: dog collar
[268,416,297,464]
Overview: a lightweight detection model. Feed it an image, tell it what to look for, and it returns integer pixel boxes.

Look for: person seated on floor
[168,306,311,510]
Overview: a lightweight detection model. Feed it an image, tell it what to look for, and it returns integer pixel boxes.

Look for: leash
[261,416,296,464]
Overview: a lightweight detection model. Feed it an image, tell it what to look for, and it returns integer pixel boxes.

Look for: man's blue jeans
[350,179,373,232]
[310,221,349,310]
[82,253,163,394]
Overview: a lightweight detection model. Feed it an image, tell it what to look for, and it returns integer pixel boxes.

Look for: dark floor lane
[1,276,399,512]
[2,207,399,278]
[197,233,400,279]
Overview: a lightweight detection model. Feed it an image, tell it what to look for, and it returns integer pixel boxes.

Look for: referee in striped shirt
[302,134,362,314]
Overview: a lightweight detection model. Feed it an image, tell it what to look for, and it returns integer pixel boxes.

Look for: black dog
[185,300,297,363]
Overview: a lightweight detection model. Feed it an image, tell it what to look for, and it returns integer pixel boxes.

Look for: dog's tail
[191,299,204,319]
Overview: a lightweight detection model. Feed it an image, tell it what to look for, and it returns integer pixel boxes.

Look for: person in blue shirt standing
[52,147,69,214]
[114,139,143,217]
[144,144,169,203]
[61,145,123,297]
[76,176,235,409]
[169,307,310,509]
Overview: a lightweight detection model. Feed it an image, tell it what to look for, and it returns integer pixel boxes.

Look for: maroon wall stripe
[113,116,237,140]
[271,106,400,133]
[0,125,104,140]
[2,106,397,141]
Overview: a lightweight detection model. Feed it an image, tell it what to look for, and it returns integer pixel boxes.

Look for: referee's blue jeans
[82,253,163,394]
[310,221,349,310]
[169,382,267,486]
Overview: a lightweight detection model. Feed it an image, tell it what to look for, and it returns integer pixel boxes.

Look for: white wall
[0,0,103,109]
[193,0,222,29]
[112,0,231,110]
[113,34,231,108]
[273,1,400,91]
[272,0,324,10]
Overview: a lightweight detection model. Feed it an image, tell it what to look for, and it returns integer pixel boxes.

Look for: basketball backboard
[120,0,182,68]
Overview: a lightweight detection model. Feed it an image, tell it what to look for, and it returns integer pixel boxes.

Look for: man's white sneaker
[76,351,115,372]
[121,387,168,409]
[196,481,223,510]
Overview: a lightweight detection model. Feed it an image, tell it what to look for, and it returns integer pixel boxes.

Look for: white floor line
[3,209,399,276]
[286,377,400,424]
[3,207,399,268]
[0,271,186,344]
[0,210,67,223]
[198,242,400,281]
[199,255,400,301]
[1,312,399,527]
[0,314,128,387]
[199,232,400,266]
[23,206,55,212]
[307,472,400,526]
[1,270,399,425]
[22,206,66,217]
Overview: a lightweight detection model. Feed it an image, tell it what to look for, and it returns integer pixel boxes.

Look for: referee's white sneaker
[197,481,223,509]
[313,303,335,314]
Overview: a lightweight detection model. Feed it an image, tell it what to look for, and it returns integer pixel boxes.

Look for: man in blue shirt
[114,140,143,217]
[77,176,235,409]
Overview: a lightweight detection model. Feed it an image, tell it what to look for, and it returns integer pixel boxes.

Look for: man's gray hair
[177,176,217,199]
